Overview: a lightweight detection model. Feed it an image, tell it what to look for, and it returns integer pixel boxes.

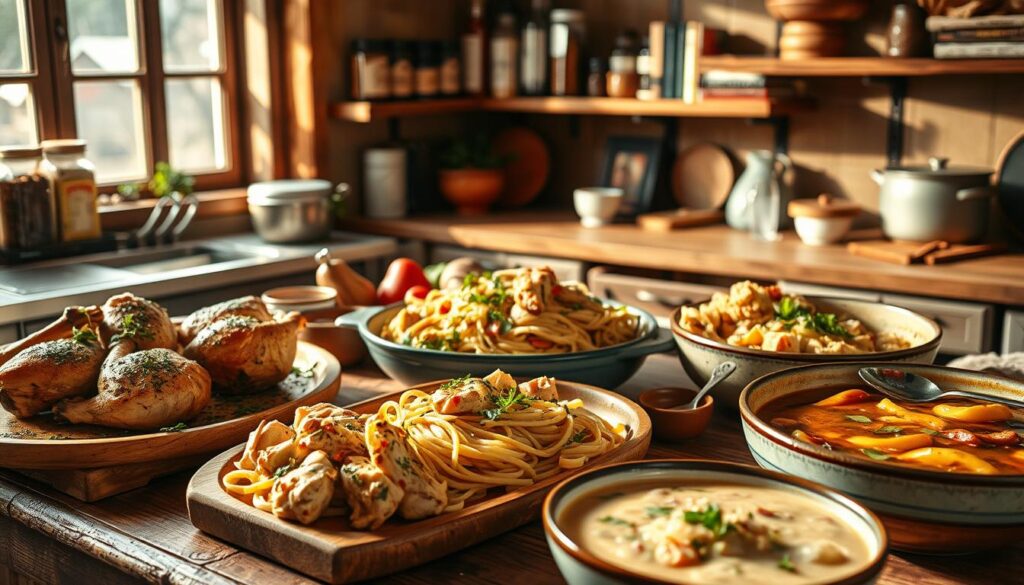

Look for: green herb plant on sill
[115,162,195,205]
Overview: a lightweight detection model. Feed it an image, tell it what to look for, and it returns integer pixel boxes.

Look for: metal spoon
[858,367,1024,409]
[674,361,737,410]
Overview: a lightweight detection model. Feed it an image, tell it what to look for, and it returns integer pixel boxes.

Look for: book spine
[663,23,678,98]
[682,21,703,104]
[926,14,1024,33]
[934,28,1024,42]
[933,41,1024,58]
[649,21,665,99]
[674,22,686,99]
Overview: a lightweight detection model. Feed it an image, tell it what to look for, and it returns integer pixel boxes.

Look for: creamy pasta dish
[678,281,910,354]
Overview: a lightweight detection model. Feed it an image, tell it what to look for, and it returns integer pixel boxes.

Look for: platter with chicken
[187,370,652,584]
[0,292,340,470]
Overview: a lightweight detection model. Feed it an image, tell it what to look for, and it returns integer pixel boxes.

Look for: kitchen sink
[89,246,262,275]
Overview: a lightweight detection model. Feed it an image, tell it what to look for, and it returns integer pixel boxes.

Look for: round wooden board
[186,379,652,584]
[671,143,735,210]
[0,341,341,470]
[492,127,550,208]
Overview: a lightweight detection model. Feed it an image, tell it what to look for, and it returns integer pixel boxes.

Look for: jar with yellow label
[40,139,101,242]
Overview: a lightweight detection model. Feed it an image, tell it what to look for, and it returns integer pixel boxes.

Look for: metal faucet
[134,193,199,246]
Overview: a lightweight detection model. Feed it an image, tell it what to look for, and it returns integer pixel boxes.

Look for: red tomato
[406,285,430,300]
[528,335,554,349]
[377,258,431,304]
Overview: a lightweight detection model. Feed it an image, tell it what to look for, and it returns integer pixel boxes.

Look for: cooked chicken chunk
[239,419,297,475]
[100,293,177,351]
[293,403,367,462]
[338,455,404,530]
[178,295,272,344]
[367,419,447,520]
[0,305,102,368]
[270,450,337,525]
[53,348,212,430]
[0,333,104,418]
[518,376,558,401]
[511,267,556,315]
[431,378,496,415]
[183,312,302,394]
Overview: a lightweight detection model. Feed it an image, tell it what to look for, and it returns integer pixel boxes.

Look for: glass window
[73,80,147,183]
[0,0,31,74]
[166,77,228,172]
[0,83,37,145]
[66,0,140,74]
[160,0,222,72]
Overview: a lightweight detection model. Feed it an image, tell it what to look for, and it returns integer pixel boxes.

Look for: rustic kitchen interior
[0,0,1023,583]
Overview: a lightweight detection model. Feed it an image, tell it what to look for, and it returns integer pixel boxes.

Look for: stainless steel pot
[871,157,994,243]
[247,180,346,243]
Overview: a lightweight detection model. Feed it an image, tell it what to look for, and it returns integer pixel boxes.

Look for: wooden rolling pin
[637,209,725,232]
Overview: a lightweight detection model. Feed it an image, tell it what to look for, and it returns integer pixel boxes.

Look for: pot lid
[247,179,332,201]
[788,194,860,219]
[882,157,993,178]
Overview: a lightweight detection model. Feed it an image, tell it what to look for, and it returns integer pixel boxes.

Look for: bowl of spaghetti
[336,267,673,388]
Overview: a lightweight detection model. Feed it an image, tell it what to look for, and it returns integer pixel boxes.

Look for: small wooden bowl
[638,387,714,442]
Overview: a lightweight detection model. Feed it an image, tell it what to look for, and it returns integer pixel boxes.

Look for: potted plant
[438,135,506,215]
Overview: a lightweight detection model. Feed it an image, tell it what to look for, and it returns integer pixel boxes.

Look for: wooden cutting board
[848,240,1007,265]
[186,381,652,584]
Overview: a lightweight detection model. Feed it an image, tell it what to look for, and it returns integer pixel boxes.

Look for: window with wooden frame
[0,0,243,190]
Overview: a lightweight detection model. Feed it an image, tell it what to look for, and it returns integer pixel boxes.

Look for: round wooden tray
[0,341,341,470]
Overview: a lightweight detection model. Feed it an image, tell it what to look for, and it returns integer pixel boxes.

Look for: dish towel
[948,352,1024,383]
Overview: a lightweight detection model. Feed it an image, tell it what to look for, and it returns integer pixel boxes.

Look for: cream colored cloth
[948,352,1024,383]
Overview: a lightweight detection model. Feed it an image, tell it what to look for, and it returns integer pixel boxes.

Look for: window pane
[160,0,221,72]
[67,0,140,74]
[0,84,37,145]
[0,0,30,73]
[166,77,228,173]
[74,80,147,183]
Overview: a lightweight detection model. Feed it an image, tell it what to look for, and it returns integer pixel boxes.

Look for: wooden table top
[339,213,1024,306]
[1,354,1020,585]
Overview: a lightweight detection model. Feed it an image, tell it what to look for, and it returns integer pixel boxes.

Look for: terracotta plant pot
[439,169,505,215]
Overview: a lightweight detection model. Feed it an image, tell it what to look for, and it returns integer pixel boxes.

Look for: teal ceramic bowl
[336,302,674,388]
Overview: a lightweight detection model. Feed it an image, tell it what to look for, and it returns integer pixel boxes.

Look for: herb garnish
[480,386,531,421]
[273,462,296,478]
[775,296,852,338]
[438,374,471,393]
[873,425,903,435]
[111,313,155,343]
[397,457,413,472]
[159,422,188,432]
[568,429,589,445]
[845,415,872,424]
[921,428,941,436]
[290,363,318,378]
[376,485,390,501]
[71,325,99,347]
[598,515,633,527]
[861,448,891,461]
[646,506,674,518]
[778,553,797,573]
[683,504,730,537]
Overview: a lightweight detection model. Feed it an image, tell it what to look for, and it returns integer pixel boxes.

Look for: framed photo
[600,136,662,219]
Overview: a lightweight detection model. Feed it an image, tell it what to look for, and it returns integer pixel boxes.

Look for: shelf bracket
[750,116,790,157]
[885,76,908,168]
[388,118,401,142]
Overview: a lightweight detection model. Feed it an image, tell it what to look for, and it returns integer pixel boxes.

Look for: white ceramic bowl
[670,297,942,407]
[740,362,1024,553]
[543,459,888,585]
[573,187,623,228]
[261,285,338,314]
[794,215,854,245]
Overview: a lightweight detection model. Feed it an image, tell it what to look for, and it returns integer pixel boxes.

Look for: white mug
[573,187,623,228]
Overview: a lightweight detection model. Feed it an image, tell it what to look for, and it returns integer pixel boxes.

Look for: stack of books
[698,71,801,100]
[645,0,722,103]
[927,14,1024,59]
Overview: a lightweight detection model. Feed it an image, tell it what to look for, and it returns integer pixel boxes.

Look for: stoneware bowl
[439,168,505,216]
[337,301,674,388]
[638,387,714,442]
[573,187,623,228]
[670,297,942,407]
[740,362,1024,553]
[793,215,854,245]
[543,459,888,585]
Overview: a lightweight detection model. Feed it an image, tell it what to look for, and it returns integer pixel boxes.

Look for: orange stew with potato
[762,388,1024,475]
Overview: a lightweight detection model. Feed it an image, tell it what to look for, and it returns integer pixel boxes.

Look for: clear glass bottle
[490,6,518,98]
[462,0,487,96]
[0,146,57,249]
[39,139,101,243]
[520,0,549,96]
[549,9,585,96]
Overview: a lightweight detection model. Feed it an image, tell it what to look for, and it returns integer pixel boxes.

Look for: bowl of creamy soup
[740,362,1024,554]
[543,460,887,585]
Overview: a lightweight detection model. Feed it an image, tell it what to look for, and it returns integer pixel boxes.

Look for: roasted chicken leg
[0,327,105,418]
[100,293,177,352]
[178,295,272,345]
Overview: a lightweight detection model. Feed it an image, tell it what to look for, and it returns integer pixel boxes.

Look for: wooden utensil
[671,143,734,210]
[848,239,1004,265]
[637,209,725,232]
[187,380,652,584]
[924,243,1007,265]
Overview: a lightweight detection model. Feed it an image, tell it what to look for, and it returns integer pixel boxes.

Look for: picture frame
[600,136,662,219]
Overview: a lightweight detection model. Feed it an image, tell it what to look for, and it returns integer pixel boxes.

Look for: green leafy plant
[439,135,507,170]
[117,162,194,199]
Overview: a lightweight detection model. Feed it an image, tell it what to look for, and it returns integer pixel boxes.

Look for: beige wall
[324,1,1024,216]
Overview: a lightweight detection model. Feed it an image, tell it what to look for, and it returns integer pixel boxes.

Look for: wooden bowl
[779,21,846,59]
[638,387,713,441]
[439,169,505,215]
[765,0,870,21]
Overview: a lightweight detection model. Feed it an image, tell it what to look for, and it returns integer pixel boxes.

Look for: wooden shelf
[330,96,809,122]
[701,56,1024,77]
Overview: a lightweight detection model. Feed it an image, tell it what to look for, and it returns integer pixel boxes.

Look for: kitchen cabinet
[778,281,882,302]
[587,268,724,327]
[880,293,993,355]
[0,324,18,345]
[1004,310,1024,353]
[429,245,585,282]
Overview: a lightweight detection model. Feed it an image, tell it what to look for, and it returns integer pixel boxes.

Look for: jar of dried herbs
[0,145,58,250]
[40,139,101,242]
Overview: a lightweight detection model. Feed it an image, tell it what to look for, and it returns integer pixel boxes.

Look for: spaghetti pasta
[380,266,639,354]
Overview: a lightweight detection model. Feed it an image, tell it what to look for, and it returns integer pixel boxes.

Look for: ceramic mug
[573,187,623,228]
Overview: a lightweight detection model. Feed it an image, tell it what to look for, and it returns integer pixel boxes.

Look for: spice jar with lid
[586,57,606,97]
[39,139,101,242]
[549,9,585,96]
[490,7,518,98]
[787,193,861,246]
[440,40,461,96]
[636,35,654,100]
[351,39,391,100]
[390,40,414,99]
[414,41,440,98]
[0,146,57,250]
[606,30,639,98]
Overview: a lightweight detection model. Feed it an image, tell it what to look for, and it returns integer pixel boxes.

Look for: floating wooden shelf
[701,56,1024,77]
[330,96,809,122]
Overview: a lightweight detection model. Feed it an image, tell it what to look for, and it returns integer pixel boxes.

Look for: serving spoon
[858,367,1024,409]
[674,361,737,410]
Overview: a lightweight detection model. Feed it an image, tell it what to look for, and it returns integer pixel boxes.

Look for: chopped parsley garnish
[873,425,903,435]
[71,325,98,347]
[683,504,730,537]
[397,457,413,472]
[778,553,797,573]
[598,515,633,527]
[487,310,513,334]
[480,386,531,421]
[646,506,674,518]
[273,462,296,478]
[845,415,872,424]
[159,422,188,432]
[111,313,155,343]
[921,428,941,436]
[290,363,318,378]
[567,429,589,445]
[861,448,891,461]
[775,295,851,338]
[438,374,471,392]
[376,485,390,501]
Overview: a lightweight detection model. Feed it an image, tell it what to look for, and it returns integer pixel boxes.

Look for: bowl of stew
[739,362,1024,553]
[543,459,888,585]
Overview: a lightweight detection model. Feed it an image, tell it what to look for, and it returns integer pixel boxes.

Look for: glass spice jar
[39,139,101,243]
[415,41,440,98]
[351,39,391,100]
[0,146,57,250]
[606,30,639,98]
[390,40,414,99]
[549,9,585,96]
[440,40,461,96]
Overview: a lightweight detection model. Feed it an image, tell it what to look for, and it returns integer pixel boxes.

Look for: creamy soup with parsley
[561,482,873,584]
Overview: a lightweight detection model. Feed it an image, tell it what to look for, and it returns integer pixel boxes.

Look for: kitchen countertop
[0,232,397,326]
[0,354,1016,585]
[339,213,1024,306]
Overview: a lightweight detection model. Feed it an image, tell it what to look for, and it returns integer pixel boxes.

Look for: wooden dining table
[0,353,1019,585]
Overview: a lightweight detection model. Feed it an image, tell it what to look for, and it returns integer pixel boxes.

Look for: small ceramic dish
[543,459,888,585]
[638,387,713,441]
[573,187,623,228]
[262,285,339,314]
[302,308,367,367]
[788,194,861,246]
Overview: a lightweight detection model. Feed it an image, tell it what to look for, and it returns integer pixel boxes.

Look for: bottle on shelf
[520,0,549,96]
[350,39,391,101]
[549,9,585,96]
[636,35,653,100]
[462,0,487,96]
[414,41,440,98]
[440,40,462,96]
[490,4,518,98]
[390,40,414,100]
[39,139,100,243]
[586,57,606,97]
[606,30,639,98]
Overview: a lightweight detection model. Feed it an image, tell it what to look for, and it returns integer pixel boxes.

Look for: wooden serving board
[186,381,652,584]
[0,342,341,473]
